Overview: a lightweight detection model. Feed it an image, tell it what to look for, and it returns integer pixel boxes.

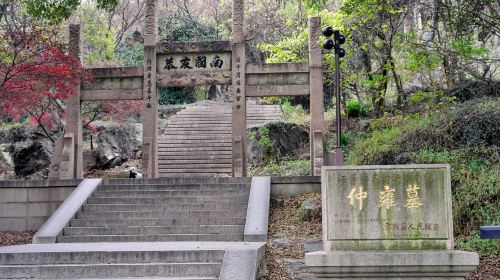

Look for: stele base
[305,250,479,279]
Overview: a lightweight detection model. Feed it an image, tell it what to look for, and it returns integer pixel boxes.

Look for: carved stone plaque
[322,165,453,251]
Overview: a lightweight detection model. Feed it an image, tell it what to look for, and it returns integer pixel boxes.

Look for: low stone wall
[271,176,321,198]
[0,180,80,231]
[0,176,320,232]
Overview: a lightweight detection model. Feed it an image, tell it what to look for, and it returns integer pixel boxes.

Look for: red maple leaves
[0,24,83,140]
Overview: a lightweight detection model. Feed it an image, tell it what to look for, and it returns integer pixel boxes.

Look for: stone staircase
[0,177,267,279]
[158,102,282,177]
[59,178,250,243]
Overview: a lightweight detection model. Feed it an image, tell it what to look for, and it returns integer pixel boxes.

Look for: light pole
[323,26,346,166]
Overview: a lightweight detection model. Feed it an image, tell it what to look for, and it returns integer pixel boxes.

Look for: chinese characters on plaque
[323,165,453,250]
[234,56,243,111]
[157,53,231,73]
[347,184,424,210]
[145,58,153,109]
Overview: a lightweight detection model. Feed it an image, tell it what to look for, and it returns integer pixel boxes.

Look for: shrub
[345,99,366,117]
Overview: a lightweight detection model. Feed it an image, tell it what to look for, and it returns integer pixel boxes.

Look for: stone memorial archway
[49,0,325,179]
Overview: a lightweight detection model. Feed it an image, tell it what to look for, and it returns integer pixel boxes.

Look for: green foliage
[158,13,218,42]
[22,0,118,24]
[345,99,366,117]
[250,159,310,177]
[348,99,499,257]
[158,88,194,105]
[80,4,116,64]
[258,126,274,153]
[281,100,310,125]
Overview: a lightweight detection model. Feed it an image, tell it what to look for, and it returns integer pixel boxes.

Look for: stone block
[305,250,479,279]
[0,203,28,217]
[0,218,26,231]
[27,187,74,202]
[27,202,61,217]
[26,217,48,231]
[322,165,453,251]
[0,189,27,203]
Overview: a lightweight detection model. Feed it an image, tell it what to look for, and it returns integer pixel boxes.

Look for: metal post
[334,51,344,166]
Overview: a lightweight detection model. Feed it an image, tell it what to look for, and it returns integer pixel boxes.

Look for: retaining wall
[0,176,321,231]
[0,180,81,231]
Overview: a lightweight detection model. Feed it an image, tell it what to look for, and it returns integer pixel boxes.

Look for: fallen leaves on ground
[0,231,35,247]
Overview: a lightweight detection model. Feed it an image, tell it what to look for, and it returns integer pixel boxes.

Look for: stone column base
[305,250,479,279]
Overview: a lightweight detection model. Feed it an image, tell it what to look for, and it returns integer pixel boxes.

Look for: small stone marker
[306,164,479,279]
[323,164,453,251]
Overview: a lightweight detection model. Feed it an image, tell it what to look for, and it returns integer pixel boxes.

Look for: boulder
[12,140,51,177]
[96,124,142,169]
[248,122,309,163]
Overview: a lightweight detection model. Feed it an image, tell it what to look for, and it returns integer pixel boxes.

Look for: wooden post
[66,24,83,179]
[308,17,325,176]
[231,0,247,177]
[142,0,159,178]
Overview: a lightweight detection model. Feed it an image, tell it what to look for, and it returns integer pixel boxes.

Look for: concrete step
[76,209,247,220]
[156,159,232,164]
[58,233,243,243]
[63,225,244,236]
[87,196,248,205]
[99,183,248,191]
[160,131,232,136]
[0,262,221,279]
[82,203,247,212]
[158,169,232,174]
[163,128,230,132]
[157,165,233,171]
[91,189,247,198]
[0,249,223,265]
[157,147,231,152]
[159,135,232,140]
[158,139,232,144]
[157,155,232,161]
[70,217,246,227]
[157,145,231,149]
[159,173,232,177]
[102,177,250,185]
[157,152,232,157]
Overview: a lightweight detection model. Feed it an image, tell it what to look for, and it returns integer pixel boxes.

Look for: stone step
[159,135,232,140]
[82,203,247,212]
[161,131,232,136]
[102,177,250,185]
[157,165,233,171]
[157,151,232,156]
[163,127,230,132]
[158,142,231,147]
[63,225,244,236]
[91,189,247,198]
[87,196,248,205]
[158,173,231,177]
[156,159,232,164]
[157,147,231,152]
[76,210,247,220]
[99,183,248,191]
[158,139,232,144]
[167,120,231,125]
[0,263,221,279]
[58,233,243,243]
[0,249,223,265]
[158,169,232,174]
[157,155,232,161]
[70,217,246,227]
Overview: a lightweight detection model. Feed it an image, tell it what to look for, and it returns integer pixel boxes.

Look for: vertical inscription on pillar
[144,0,156,36]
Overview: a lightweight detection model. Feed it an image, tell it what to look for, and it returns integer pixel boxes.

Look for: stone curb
[244,176,271,242]
[32,179,102,244]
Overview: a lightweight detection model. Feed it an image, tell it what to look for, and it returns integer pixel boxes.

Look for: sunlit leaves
[21,0,119,24]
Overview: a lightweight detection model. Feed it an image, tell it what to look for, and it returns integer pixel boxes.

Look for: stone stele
[305,164,479,279]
